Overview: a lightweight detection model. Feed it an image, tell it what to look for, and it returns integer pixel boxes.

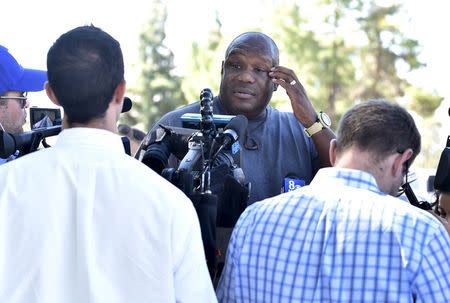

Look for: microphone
[282,174,306,193]
[122,97,132,113]
[217,115,248,148]
[210,115,248,162]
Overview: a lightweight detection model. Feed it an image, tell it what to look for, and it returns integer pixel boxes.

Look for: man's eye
[255,67,267,73]
[230,63,240,69]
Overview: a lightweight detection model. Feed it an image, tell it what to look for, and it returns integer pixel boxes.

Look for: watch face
[320,112,331,127]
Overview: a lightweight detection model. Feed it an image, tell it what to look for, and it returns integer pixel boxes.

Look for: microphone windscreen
[200,88,213,100]
[224,115,248,139]
[121,97,132,113]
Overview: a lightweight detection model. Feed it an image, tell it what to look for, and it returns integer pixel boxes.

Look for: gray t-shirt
[149,97,320,204]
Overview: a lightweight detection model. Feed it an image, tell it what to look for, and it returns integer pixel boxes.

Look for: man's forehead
[226,34,278,63]
[226,48,275,65]
[4,91,23,95]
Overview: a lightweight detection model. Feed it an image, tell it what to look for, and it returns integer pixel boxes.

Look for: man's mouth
[233,88,256,98]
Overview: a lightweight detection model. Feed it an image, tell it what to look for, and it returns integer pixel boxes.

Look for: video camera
[30,107,62,130]
[138,88,248,200]
[137,88,250,278]
[0,97,133,159]
[0,107,62,159]
[434,106,450,193]
[400,107,450,210]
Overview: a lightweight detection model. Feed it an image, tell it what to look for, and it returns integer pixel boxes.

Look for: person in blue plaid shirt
[216,99,450,302]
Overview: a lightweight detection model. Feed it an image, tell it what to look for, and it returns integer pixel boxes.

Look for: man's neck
[334,148,398,196]
[64,119,116,133]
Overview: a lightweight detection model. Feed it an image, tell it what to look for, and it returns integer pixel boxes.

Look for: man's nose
[237,68,256,83]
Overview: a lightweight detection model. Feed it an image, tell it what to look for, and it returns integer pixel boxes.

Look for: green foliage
[270,4,321,111]
[408,87,443,117]
[355,1,423,101]
[122,0,185,130]
[182,14,224,102]
[129,0,443,168]
[273,2,356,126]
[412,114,444,169]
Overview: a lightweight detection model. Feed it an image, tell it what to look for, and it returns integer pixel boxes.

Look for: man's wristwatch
[304,111,331,137]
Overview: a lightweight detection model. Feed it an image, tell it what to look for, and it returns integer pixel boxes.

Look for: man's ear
[393,148,414,178]
[45,82,60,107]
[329,139,337,166]
[112,80,126,111]
[115,80,126,100]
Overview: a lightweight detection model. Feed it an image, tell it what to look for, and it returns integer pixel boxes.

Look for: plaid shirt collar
[311,167,384,196]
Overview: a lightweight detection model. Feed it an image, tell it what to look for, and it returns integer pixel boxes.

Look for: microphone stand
[191,88,219,279]
[191,152,219,279]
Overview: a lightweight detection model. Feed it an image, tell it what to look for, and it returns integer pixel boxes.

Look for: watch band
[304,120,323,137]
[304,112,331,137]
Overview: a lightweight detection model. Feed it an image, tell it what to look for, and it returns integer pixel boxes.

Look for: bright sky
[2,0,450,115]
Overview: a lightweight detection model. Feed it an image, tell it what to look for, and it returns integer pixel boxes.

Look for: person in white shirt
[0,25,216,303]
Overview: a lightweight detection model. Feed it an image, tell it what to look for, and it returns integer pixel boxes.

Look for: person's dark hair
[336,99,421,163]
[225,32,279,66]
[47,25,124,124]
[118,124,145,141]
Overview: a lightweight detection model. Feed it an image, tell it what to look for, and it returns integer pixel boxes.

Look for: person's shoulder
[237,192,294,226]
[264,107,307,141]
[380,194,446,237]
[122,156,190,198]
[2,146,54,167]
[266,106,297,123]
[118,156,198,215]
[0,148,55,188]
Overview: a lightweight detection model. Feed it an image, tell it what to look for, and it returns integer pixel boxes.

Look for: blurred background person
[433,190,450,234]
[0,44,47,163]
[118,123,145,156]
[432,142,450,234]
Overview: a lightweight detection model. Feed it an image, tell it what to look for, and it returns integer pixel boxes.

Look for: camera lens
[142,142,171,175]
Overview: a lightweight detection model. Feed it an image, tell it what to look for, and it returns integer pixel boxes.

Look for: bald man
[146,32,335,204]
